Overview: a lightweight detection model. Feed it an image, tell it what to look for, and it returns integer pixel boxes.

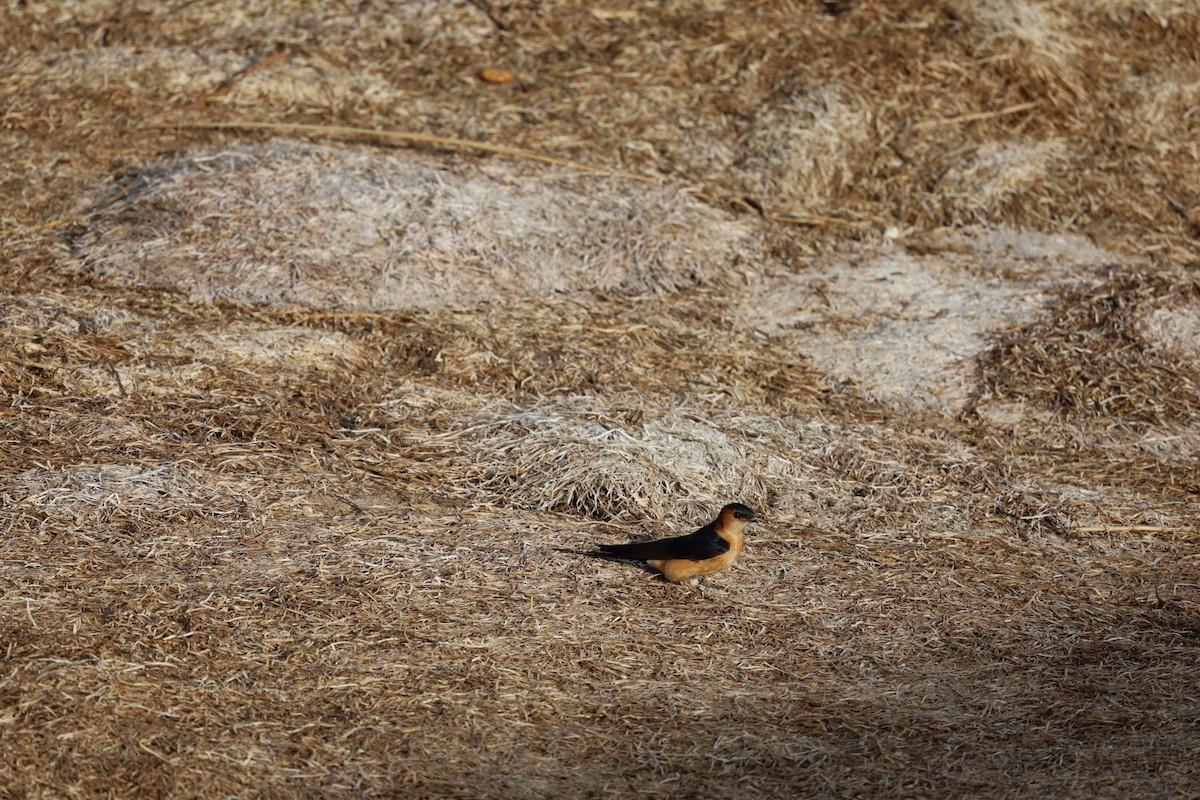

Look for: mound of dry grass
[735,82,874,214]
[72,140,754,311]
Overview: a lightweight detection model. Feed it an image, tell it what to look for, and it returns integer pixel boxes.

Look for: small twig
[182,44,291,110]
[757,530,836,543]
[1073,525,1187,533]
[159,120,651,181]
[1,355,56,371]
[16,218,74,232]
[108,362,127,398]
[914,101,1039,131]
[466,0,510,31]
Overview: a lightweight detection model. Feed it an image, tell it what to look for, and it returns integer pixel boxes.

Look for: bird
[583,503,756,586]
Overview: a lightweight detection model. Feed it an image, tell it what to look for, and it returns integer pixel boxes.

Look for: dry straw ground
[2,1,1200,798]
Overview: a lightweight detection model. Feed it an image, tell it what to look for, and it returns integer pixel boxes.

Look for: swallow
[586,503,756,586]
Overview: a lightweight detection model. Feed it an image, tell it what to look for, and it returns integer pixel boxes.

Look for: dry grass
[3,1,1200,798]
[69,139,755,311]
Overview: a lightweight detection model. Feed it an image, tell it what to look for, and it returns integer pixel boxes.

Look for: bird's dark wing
[596,522,728,562]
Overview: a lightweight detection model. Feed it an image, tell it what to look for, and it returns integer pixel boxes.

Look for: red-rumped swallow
[584,503,756,586]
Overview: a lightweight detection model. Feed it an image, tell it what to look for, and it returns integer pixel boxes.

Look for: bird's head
[720,503,757,530]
